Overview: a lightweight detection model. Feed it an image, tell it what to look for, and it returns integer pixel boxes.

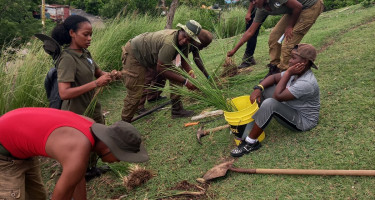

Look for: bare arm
[245,2,254,23]
[72,177,87,200]
[192,50,209,78]
[46,129,91,200]
[284,0,303,41]
[58,72,112,100]
[156,60,197,90]
[227,22,261,57]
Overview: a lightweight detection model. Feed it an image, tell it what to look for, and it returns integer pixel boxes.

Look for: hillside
[39,4,375,199]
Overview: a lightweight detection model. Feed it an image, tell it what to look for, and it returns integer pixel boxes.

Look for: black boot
[171,99,194,119]
[264,63,281,78]
[238,53,256,69]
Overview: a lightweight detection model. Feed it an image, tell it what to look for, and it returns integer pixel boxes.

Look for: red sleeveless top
[0,107,95,159]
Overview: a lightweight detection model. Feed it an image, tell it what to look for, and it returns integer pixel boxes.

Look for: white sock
[245,136,258,144]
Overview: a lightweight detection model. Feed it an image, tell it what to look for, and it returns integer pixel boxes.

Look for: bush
[173,5,218,31]
[99,0,128,19]
[361,0,375,7]
[212,6,247,39]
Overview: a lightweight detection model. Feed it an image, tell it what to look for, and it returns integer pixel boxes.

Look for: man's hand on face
[287,63,305,75]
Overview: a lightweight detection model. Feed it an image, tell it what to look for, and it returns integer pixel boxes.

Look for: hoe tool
[202,160,375,182]
[196,124,230,144]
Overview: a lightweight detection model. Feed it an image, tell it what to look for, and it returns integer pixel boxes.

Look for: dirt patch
[220,57,238,77]
[123,165,155,191]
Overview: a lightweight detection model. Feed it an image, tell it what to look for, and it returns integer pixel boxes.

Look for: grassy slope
[88,5,375,199]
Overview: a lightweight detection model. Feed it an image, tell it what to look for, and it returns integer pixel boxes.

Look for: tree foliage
[0,0,41,49]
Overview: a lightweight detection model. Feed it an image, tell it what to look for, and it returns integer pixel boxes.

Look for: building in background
[42,4,70,22]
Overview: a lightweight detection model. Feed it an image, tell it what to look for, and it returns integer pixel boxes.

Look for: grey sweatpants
[253,85,303,131]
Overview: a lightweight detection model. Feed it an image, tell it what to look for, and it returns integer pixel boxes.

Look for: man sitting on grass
[231,43,320,157]
[0,107,148,199]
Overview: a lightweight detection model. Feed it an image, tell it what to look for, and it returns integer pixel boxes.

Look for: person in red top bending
[0,107,148,200]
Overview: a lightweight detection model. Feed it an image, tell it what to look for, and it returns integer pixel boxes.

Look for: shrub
[212,6,247,39]
[361,0,375,7]
[173,5,218,31]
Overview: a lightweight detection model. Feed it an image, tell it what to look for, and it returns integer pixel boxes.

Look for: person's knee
[259,98,280,112]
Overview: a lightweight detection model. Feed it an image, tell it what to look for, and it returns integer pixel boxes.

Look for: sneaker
[230,141,261,157]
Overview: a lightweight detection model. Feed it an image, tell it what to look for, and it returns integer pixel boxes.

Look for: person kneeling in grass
[0,108,148,199]
[231,43,320,157]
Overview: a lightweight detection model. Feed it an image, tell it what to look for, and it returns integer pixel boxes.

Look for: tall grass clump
[90,13,165,71]
[0,40,49,115]
[173,5,219,31]
[158,45,237,112]
[212,6,247,39]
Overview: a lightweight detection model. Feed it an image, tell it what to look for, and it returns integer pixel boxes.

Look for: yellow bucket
[224,95,265,146]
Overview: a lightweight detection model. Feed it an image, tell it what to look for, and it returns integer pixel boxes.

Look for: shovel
[202,160,375,182]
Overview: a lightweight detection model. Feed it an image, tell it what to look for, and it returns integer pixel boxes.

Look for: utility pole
[42,0,46,33]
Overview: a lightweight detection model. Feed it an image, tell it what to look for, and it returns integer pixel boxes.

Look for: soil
[220,57,238,77]
[123,166,155,191]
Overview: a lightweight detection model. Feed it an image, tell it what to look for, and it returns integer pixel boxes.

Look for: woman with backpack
[52,15,119,124]
[51,15,122,179]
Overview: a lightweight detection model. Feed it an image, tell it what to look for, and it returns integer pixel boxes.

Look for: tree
[0,0,41,49]
[165,0,179,29]
[99,0,127,19]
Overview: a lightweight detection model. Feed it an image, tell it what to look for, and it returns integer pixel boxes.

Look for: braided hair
[52,15,90,46]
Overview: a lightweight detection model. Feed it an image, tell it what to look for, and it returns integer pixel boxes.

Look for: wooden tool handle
[205,124,230,134]
[230,167,375,176]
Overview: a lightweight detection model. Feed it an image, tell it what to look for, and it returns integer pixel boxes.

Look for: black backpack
[35,34,62,109]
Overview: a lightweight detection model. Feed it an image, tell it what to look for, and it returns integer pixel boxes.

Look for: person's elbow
[59,92,69,100]
[293,3,303,13]
[272,93,283,101]
[58,89,71,100]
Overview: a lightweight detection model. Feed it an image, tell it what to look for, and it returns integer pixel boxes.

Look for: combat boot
[171,99,194,119]
[264,63,280,78]
[238,53,256,69]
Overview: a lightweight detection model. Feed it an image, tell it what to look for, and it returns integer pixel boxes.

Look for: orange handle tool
[184,122,200,127]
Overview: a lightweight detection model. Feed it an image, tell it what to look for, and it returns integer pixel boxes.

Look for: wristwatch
[253,85,264,91]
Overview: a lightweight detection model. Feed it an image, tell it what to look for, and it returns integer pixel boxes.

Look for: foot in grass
[230,140,261,157]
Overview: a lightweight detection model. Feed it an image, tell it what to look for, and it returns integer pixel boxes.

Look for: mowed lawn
[44,4,375,199]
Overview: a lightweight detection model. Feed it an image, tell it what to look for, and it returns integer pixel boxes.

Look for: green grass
[92,4,375,199]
